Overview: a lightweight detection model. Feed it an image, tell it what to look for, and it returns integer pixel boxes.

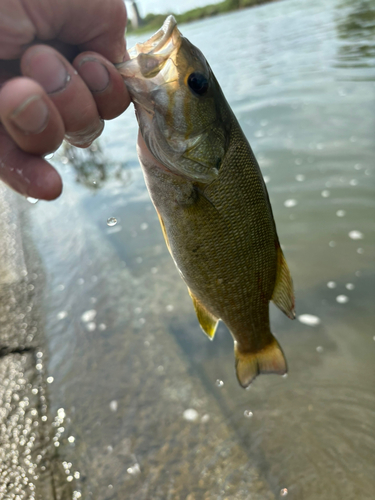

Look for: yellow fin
[156,209,171,254]
[234,337,287,388]
[272,244,295,319]
[188,289,218,340]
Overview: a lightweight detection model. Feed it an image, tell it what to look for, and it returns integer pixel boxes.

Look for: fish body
[119,16,295,388]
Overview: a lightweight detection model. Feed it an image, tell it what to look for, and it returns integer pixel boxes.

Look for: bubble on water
[354,163,362,170]
[284,199,298,208]
[321,190,330,197]
[57,284,65,291]
[201,414,210,423]
[61,156,69,164]
[244,410,253,418]
[254,129,264,138]
[73,491,82,499]
[349,179,358,186]
[140,223,148,230]
[216,379,224,387]
[327,281,336,288]
[47,377,54,384]
[183,408,198,421]
[67,475,73,482]
[280,488,288,497]
[139,318,146,325]
[26,197,39,204]
[109,400,118,412]
[151,267,158,274]
[77,278,85,285]
[86,322,96,332]
[346,283,355,290]
[357,248,364,254]
[74,472,80,479]
[136,256,143,264]
[316,346,324,353]
[260,119,268,126]
[127,463,141,475]
[41,416,48,422]
[134,307,142,314]
[44,153,54,160]
[81,309,97,323]
[295,174,305,181]
[298,314,321,326]
[336,295,349,304]
[57,311,68,320]
[166,304,174,312]
[99,323,107,331]
[336,210,346,217]
[349,230,363,240]
[107,217,117,227]
[329,241,336,247]
[68,436,75,443]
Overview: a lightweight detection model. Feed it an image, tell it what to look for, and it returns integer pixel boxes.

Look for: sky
[125,0,221,16]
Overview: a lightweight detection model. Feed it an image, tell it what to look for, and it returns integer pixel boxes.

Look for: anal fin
[272,244,295,319]
[188,288,218,340]
[234,337,287,388]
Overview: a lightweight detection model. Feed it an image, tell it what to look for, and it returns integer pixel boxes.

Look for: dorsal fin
[188,288,219,340]
[272,243,295,319]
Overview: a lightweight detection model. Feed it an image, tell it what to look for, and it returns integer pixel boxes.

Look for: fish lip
[128,15,178,59]
[116,15,179,79]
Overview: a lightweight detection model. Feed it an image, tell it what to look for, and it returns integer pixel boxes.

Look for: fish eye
[187,72,209,96]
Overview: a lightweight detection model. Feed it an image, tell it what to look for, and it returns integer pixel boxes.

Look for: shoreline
[127,0,279,35]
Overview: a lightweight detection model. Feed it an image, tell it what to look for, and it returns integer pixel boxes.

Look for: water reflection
[336,0,375,67]
[58,140,131,190]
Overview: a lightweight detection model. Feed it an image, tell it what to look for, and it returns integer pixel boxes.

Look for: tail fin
[234,337,287,388]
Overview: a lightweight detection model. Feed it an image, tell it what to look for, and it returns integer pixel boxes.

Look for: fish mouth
[118,16,181,80]
[128,15,178,60]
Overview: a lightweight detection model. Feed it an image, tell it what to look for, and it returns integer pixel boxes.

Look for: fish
[118,15,295,388]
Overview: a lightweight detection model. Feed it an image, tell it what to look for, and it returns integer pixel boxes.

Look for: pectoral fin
[156,209,171,254]
[272,244,295,319]
[188,289,218,340]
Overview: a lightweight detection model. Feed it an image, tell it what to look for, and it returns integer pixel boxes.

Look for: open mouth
[117,15,180,81]
[128,15,179,59]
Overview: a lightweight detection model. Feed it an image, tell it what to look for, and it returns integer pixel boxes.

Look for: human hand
[0,0,131,200]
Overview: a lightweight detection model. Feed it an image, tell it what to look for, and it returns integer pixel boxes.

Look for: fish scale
[119,15,295,388]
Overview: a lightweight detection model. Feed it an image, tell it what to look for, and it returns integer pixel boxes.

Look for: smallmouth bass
[118,16,295,388]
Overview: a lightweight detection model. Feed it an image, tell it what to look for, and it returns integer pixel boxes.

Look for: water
[1,0,374,498]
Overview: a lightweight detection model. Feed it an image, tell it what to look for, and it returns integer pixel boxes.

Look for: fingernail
[27,51,70,94]
[10,95,49,134]
[78,58,110,93]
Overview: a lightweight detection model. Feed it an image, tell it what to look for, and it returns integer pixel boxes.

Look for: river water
[2,0,374,498]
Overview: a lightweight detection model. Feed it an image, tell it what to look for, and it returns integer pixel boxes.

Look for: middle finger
[21,45,104,148]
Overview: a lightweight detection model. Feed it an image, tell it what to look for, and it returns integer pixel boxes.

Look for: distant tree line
[127,0,279,34]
